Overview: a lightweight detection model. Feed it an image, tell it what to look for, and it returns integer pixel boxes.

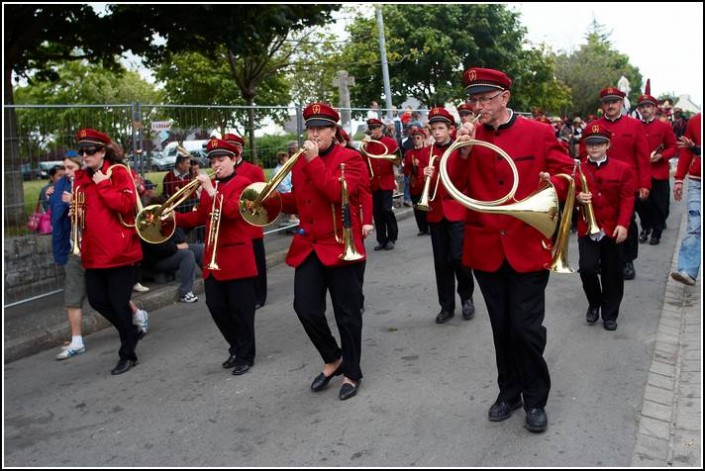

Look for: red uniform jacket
[403,147,428,196]
[74,161,143,269]
[177,175,257,281]
[581,115,650,191]
[235,160,266,240]
[641,119,678,180]
[366,135,399,191]
[281,144,367,268]
[449,114,575,273]
[420,142,467,224]
[577,157,636,238]
[675,113,701,181]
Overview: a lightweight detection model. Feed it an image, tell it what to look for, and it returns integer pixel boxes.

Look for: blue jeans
[677,179,701,279]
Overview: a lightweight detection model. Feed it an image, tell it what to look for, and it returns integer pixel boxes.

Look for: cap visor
[584,137,609,144]
[208,150,235,159]
[306,119,336,128]
[465,85,503,95]
[600,96,623,102]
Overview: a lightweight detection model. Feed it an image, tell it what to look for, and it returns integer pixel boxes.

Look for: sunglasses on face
[78,147,102,156]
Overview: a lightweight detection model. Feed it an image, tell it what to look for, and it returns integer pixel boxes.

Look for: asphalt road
[3,205,680,467]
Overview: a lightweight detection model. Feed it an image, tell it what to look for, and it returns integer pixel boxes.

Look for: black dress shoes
[488,397,523,422]
[232,363,252,375]
[222,354,238,369]
[111,358,137,375]
[384,241,395,250]
[310,363,344,392]
[649,234,661,245]
[373,243,386,251]
[603,319,618,331]
[525,408,548,433]
[639,229,649,243]
[435,310,454,324]
[339,381,360,401]
[586,306,600,324]
[623,261,635,280]
[462,298,475,320]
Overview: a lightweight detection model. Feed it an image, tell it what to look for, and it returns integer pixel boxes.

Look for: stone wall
[4,234,63,304]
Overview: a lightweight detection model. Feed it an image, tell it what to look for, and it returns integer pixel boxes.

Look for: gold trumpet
[576,161,601,237]
[205,181,222,270]
[135,171,213,244]
[360,139,400,178]
[239,148,305,227]
[332,163,364,261]
[70,179,85,256]
[438,138,575,273]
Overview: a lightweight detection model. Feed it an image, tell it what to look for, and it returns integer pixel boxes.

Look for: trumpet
[576,161,601,237]
[205,181,222,270]
[135,170,213,244]
[332,163,364,261]
[240,148,305,226]
[415,145,437,212]
[70,179,85,256]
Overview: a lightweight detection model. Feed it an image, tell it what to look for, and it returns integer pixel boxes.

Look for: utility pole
[376,5,393,122]
[333,70,355,132]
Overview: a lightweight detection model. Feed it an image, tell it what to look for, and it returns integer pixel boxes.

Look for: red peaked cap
[637,94,659,106]
[428,107,454,125]
[206,138,240,158]
[463,67,512,95]
[76,128,110,146]
[583,123,611,144]
[303,102,340,127]
[457,103,473,114]
[222,133,245,147]
[600,87,626,101]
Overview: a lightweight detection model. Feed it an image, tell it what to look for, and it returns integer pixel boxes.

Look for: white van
[163,140,209,159]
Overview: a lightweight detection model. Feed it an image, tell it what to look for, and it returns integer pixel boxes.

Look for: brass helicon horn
[239,149,305,227]
[438,139,575,273]
[359,139,399,178]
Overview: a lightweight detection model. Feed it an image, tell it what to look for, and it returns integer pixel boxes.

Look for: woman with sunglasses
[72,128,143,375]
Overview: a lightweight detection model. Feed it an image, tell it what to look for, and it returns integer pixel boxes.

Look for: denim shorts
[64,254,86,308]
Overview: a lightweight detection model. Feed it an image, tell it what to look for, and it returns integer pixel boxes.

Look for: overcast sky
[508,2,703,106]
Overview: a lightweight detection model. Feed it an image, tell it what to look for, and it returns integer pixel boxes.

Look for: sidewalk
[631,212,702,467]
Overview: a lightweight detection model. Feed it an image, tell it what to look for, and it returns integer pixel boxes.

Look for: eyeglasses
[466,91,504,106]
[78,147,101,156]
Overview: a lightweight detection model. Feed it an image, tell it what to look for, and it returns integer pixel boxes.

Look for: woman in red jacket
[176,138,258,376]
[73,128,143,375]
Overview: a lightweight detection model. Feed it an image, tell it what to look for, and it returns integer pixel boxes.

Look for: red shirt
[403,147,428,196]
[675,113,701,181]
[582,115,650,191]
[449,114,575,273]
[74,161,143,269]
[641,119,678,180]
[281,144,367,268]
[366,135,399,191]
[177,174,257,281]
[577,157,635,238]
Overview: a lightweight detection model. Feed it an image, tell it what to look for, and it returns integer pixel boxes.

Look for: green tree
[554,26,643,118]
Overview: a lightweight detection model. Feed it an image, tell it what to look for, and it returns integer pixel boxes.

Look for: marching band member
[281,103,367,400]
[421,107,475,324]
[404,127,430,236]
[576,124,636,331]
[635,94,678,245]
[222,133,268,309]
[450,67,575,433]
[72,128,143,375]
[363,117,400,251]
[176,138,258,375]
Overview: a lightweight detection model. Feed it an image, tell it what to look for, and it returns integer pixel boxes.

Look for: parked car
[38,161,65,178]
[149,152,177,171]
[21,163,45,181]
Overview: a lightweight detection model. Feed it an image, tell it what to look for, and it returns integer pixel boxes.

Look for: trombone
[239,148,305,227]
[205,181,222,270]
[135,170,214,244]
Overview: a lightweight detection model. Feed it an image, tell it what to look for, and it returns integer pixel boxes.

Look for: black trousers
[410,193,429,234]
[625,199,639,262]
[253,237,267,306]
[205,275,257,364]
[429,219,474,313]
[294,253,364,381]
[474,262,550,409]
[636,178,670,237]
[85,265,139,362]
[578,236,625,322]
[373,189,398,245]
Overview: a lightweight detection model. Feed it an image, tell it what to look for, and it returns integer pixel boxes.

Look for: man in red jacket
[279,102,367,401]
[634,94,678,245]
[222,133,268,309]
[581,87,650,280]
[576,124,636,331]
[450,67,575,433]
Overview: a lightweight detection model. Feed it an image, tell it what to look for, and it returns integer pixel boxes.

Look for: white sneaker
[180,292,198,303]
[56,345,86,360]
[133,282,150,293]
[133,309,150,334]
[671,271,696,286]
